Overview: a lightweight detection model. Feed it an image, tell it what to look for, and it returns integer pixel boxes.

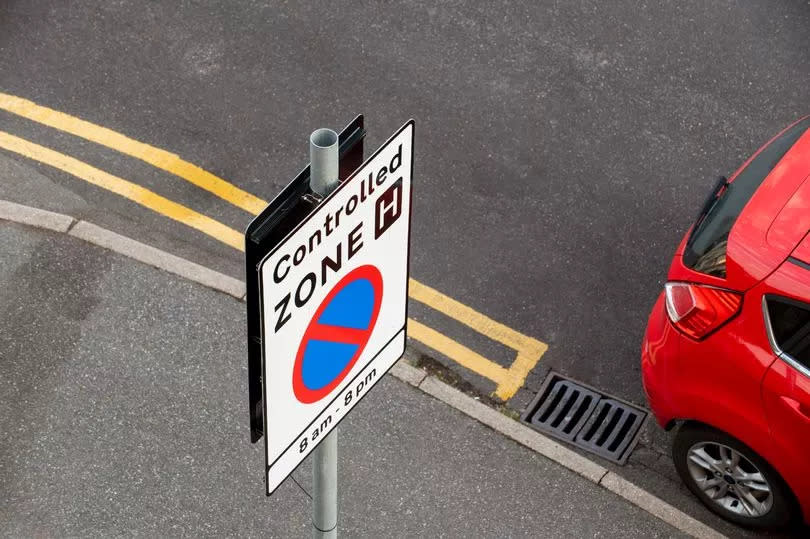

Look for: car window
[766,296,810,370]
[683,117,810,278]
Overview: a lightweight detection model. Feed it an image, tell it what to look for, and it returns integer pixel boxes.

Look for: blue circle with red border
[292,265,383,403]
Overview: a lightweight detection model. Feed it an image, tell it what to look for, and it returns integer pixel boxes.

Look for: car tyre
[673,423,797,530]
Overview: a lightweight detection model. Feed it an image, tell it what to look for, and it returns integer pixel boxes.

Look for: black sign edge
[245,116,366,444]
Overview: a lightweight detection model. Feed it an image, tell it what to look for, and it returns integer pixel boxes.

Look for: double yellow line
[0,92,547,400]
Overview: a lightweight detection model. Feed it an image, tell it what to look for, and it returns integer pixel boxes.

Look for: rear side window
[766,296,810,370]
[684,117,810,278]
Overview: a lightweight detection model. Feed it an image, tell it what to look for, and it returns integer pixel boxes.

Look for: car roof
[726,124,810,289]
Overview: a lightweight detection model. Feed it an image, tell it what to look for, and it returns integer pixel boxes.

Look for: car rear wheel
[673,423,797,529]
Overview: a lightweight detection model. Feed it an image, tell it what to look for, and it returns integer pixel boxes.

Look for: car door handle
[779,396,810,422]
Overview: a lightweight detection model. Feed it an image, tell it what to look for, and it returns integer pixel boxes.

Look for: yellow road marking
[496,351,546,401]
[0,131,244,251]
[408,278,547,357]
[0,96,549,400]
[407,319,511,383]
[407,279,548,399]
[0,93,266,215]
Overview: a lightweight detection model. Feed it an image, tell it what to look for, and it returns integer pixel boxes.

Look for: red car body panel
[792,234,810,265]
[767,176,810,254]
[640,293,678,424]
[642,117,810,522]
[760,261,810,519]
[641,283,777,443]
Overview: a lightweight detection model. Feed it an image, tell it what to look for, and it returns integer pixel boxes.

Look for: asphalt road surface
[0,221,686,538]
[1,0,809,442]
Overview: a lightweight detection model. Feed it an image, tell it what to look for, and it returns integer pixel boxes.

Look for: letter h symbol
[375,179,403,239]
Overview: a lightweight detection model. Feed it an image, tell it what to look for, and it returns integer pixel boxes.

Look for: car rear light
[664,282,742,340]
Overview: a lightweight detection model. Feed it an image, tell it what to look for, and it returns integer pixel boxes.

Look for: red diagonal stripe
[308,323,369,345]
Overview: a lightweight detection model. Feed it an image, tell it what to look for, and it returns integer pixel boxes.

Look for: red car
[642,116,810,529]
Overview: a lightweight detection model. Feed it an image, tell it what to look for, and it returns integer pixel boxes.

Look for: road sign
[257,120,413,495]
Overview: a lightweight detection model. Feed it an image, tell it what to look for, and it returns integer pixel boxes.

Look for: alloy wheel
[686,441,773,518]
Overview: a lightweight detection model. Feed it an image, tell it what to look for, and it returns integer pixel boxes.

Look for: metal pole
[309,127,339,539]
[312,431,337,538]
[310,128,340,198]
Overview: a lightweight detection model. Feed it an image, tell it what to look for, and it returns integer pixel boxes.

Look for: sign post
[308,127,340,539]
[245,117,414,535]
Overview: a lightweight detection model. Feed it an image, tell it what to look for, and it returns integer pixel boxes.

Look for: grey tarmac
[0,217,687,538]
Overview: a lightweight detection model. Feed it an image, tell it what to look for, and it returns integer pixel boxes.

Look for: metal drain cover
[521,373,647,464]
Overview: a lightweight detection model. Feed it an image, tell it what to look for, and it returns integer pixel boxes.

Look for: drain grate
[528,379,600,441]
[521,373,647,464]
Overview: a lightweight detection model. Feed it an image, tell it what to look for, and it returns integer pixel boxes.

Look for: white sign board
[258,121,413,495]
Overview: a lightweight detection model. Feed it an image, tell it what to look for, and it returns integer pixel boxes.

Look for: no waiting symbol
[292,265,383,403]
